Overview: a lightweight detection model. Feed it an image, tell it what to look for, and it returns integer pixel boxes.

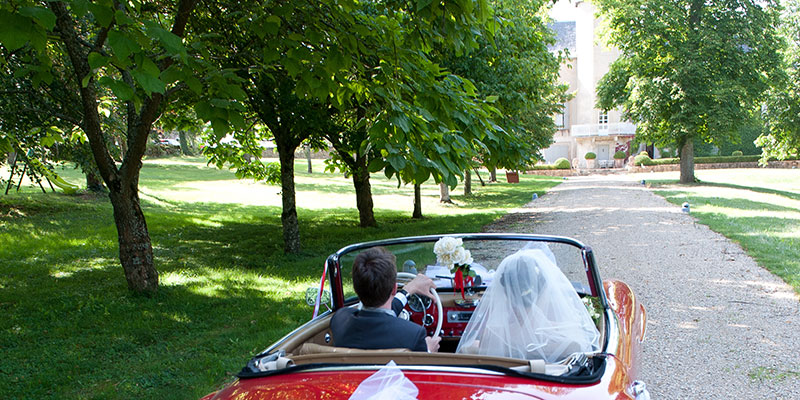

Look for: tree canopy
[595,0,783,182]
[196,0,502,248]
[759,0,800,161]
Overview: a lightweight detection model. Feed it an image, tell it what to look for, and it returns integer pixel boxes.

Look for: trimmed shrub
[584,152,596,160]
[633,153,655,166]
[732,150,743,156]
[554,158,571,169]
[613,151,626,159]
[639,151,649,156]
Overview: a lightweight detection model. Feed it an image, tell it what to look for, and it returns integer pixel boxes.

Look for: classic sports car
[201,234,649,399]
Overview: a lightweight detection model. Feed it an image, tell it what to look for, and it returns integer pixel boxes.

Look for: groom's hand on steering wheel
[425,335,441,353]
[402,274,436,299]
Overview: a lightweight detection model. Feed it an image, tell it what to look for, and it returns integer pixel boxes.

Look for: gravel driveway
[485,174,800,399]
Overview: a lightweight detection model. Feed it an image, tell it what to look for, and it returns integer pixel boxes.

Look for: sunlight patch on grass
[701,205,800,219]
[50,260,114,278]
[164,312,193,324]
[189,217,223,228]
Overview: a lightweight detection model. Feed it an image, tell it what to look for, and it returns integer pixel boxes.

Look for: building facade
[542,0,636,168]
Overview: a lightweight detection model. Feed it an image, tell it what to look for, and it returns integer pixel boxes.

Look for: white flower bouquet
[433,237,475,298]
[433,237,473,271]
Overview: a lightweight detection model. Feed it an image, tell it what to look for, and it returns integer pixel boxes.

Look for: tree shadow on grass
[656,191,800,214]
[648,179,800,202]
[1,256,310,400]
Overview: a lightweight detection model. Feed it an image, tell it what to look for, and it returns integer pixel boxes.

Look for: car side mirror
[305,287,332,311]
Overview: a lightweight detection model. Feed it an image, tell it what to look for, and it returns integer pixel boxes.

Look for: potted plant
[613,151,626,168]
[584,152,597,169]
[505,170,520,183]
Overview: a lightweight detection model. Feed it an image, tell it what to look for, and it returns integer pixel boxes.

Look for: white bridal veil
[456,248,600,363]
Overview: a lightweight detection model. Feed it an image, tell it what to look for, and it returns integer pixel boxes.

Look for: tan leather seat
[297,343,410,355]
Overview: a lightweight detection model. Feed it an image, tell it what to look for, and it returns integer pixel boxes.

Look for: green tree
[0,0,245,294]
[443,0,568,173]
[759,0,800,161]
[197,0,496,247]
[595,0,782,183]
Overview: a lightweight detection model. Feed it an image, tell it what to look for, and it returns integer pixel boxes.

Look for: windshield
[332,235,596,307]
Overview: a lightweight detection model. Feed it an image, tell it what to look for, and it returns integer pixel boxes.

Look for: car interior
[241,236,610,381]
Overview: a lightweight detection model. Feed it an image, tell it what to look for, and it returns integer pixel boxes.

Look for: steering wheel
[397,272,443,338]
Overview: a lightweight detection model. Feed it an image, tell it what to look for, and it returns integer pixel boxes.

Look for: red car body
[201,234,648,400]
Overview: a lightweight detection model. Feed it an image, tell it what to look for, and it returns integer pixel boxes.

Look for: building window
[554,112,565,129]
[553,103,567,129]
[598,111,608,130]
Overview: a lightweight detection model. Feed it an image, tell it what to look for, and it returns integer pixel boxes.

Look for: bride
[456,247,600,363]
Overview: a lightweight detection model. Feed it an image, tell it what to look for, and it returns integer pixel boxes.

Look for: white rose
[437,252,455,268]
[452,247,466,266]
[434,237,460,256]
[461,249,473,266]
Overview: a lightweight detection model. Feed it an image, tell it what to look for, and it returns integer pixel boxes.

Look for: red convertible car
[201,234,649,399]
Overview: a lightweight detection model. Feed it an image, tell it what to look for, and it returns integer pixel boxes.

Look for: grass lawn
[639,168,800,294]
[0,156,560,399]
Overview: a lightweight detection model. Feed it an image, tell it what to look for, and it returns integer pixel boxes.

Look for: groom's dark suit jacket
[330,298,427,351]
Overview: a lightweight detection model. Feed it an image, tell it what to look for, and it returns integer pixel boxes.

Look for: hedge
[643,154,799,165]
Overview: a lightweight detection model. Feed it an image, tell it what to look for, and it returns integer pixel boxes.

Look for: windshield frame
[325,233,607,311]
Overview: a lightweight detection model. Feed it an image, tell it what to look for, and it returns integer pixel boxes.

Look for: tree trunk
[439,182,452,203]
[474,167,485,186]
[179,131,193,156]
[352,157,377,227]
[86,168,106,193]
[304,144,312,173]
[413,184,422,219]
[679,139,695,183]
[464,169,472,195]
[109,188,157,294]
[489,167,497,182]
[277,143,301,253]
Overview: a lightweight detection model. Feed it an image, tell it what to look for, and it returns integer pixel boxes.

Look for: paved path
[487,175,800,399]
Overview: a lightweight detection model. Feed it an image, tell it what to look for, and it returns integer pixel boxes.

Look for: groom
[330,247,441,352]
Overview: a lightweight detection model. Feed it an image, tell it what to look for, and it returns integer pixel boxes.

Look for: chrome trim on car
[301,364,506,376]
[604,308,620,356]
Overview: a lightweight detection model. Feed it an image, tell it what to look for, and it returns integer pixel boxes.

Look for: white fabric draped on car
[456,248,600,363]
